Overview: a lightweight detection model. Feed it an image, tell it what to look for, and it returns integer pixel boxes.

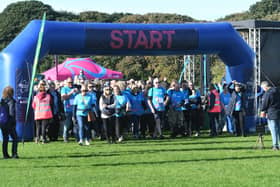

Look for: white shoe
[78,140,83,146]
[118,136,123,142]
[195,132,200,137]
[85,140,90,146]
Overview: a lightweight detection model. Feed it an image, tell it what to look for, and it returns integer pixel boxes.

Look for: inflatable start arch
[0,20,255,140]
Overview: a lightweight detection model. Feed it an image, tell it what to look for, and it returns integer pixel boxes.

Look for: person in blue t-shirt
[61,77,79,142]
[188,81,202,136]
[147,78,168,139]
[220,83,234,134]
[127,84,145,139]
[167,80,186,138]
[180,80,191,136]
[141,84,155,138]
[113,84,131,142]
[73,84,94,146]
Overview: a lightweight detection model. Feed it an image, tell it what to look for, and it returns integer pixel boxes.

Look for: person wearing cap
[226,80,247,137]
[32,80,53,144]
[61,77,79,142]
[73,84,94,146]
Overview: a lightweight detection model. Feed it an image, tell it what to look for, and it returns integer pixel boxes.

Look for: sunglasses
[82,90,88,92]
[68,82,73,83]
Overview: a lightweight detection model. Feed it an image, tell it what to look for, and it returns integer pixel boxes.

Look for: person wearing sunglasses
[61,77,79,142]
[73,84,94,146]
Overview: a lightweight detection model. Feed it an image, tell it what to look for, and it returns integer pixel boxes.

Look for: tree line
[0,0,279,83]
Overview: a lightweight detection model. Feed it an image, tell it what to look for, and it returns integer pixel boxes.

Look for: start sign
[85,28,198,51]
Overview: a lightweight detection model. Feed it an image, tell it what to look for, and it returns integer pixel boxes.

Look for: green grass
[0,133,279,187]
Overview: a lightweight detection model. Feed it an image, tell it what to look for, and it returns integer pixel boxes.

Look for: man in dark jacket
[48,81,64,141]
[227,80,247,137]
[260,81,280,150]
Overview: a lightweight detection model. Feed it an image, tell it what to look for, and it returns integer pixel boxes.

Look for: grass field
[0,133,279,187]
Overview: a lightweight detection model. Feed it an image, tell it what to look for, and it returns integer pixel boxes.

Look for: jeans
[76,115,91,141]
[267,119,280,148]
[63,112,74,140]
[220,110,234,133]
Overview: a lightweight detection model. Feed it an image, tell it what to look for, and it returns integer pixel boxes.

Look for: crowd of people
[1,70,280,159]
[29,71,251,146]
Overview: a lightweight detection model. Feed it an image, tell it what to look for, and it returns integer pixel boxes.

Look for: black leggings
[232,111,245,136]
[102,117,116,142]
[35,119,49,141]
[1,126,18,157]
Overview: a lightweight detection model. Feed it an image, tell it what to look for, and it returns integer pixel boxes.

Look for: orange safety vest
[208,90,221,113]
[33,93,53,120]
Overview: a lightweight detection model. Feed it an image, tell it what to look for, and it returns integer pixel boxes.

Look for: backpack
[0,99,9,128]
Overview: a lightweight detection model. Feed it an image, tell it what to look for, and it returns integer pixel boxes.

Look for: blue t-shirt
[234,93,242,111]
[148,87,167,111]
[73,93,93,116]
[61,86,77,113]
[127,92,145,116]
[87,91,97,108]
[189,89,201,109]
[115,94,129,117]
[167,89,186,111]
[181,88,190,110]
[220,92,231,106]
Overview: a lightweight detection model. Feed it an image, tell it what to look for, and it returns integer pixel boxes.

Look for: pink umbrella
[42,57,123,80]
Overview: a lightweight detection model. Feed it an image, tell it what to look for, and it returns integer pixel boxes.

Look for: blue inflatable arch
[0,20,255,140]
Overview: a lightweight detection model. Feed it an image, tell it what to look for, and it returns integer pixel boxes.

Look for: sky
[1,0,261,21]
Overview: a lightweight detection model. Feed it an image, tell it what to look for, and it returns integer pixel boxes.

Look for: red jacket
[32,92,53,120]
[208,90,221,113]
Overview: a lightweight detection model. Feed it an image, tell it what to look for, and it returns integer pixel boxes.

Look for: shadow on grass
[121,139,260,147]
[22,145,265,160]
[5,154,279,168]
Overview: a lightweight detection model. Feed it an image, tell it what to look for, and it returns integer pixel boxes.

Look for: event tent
[42,57,123,80]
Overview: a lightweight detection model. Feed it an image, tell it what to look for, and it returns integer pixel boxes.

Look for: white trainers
[78,140,83,146]
[118,136,123,143]
[85,140,90,146]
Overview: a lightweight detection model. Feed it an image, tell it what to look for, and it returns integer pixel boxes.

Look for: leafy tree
[0,1,57,50]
